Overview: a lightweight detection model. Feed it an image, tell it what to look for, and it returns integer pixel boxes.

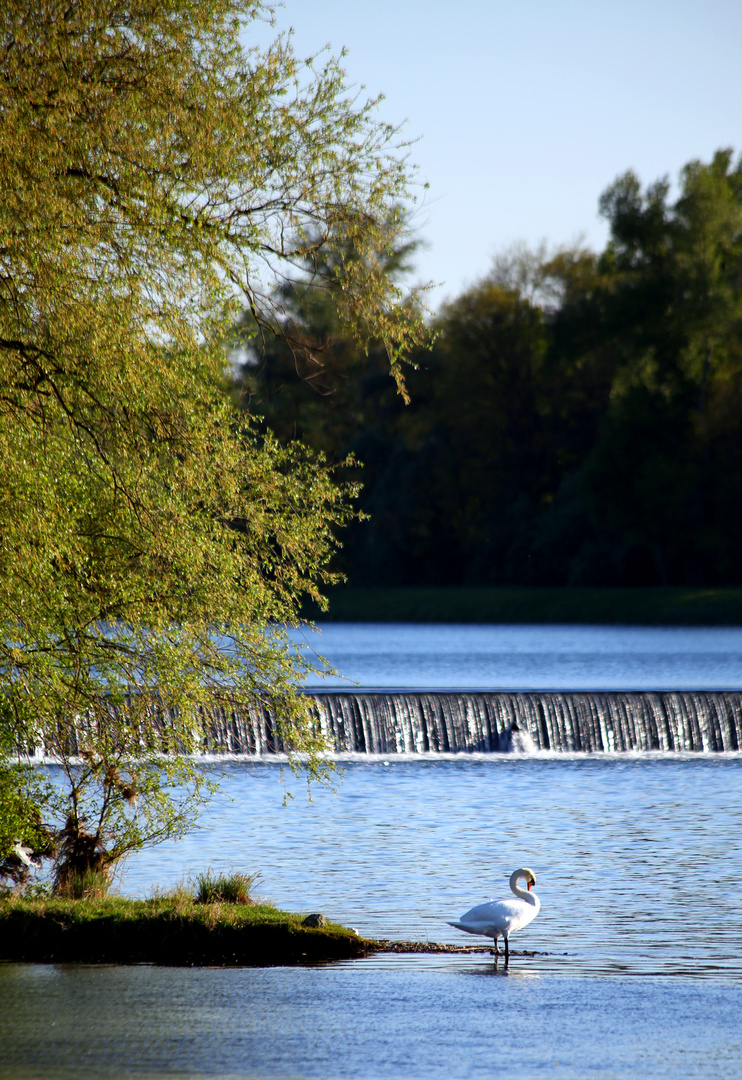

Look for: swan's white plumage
[448,867,540,954]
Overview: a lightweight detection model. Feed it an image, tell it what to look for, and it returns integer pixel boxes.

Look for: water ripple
[120,756,742,984]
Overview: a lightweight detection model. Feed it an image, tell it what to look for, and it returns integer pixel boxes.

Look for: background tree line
[234,149,742,589]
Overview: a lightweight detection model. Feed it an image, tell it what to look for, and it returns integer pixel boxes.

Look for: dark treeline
[233,150,742,588]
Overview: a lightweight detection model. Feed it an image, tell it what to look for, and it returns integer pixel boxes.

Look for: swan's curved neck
[509,870,537,905]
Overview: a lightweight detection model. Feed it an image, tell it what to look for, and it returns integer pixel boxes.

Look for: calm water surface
[117,758,742,979]
[296,623,742,689]
[3,756,739,1079]
[4,623,742,1078]
[3,961,741,1080]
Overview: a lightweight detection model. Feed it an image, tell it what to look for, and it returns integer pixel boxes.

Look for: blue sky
[254,1,742,308]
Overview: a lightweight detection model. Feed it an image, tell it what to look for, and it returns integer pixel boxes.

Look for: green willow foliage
[0,0,429,881]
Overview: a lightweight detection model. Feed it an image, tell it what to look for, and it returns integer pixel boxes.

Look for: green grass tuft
[54,868,111,901]
[193,869,260,905]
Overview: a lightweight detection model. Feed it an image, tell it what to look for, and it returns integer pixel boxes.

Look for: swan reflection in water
[449,868,540,965]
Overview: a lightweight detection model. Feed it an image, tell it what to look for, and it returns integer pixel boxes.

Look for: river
[2,624,741,1079]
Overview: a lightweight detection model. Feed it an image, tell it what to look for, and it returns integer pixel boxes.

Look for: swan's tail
[448,921,488,937]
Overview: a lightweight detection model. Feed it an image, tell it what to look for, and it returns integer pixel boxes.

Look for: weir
[204,690,742,754]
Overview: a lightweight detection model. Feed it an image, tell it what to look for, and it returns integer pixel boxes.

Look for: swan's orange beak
[527,881,533,891]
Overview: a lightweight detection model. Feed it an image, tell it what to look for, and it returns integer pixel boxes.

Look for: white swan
[448,867,540,962]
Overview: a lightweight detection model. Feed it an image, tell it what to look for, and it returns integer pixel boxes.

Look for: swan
[448,867,540,962]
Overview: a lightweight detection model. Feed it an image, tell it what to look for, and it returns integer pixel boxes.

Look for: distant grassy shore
[0,896,370,966]
[303,586,742,626]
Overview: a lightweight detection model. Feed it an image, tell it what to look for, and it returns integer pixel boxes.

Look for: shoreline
[0,898,546,966]
[0,897,365,967]
[301,585,742,626]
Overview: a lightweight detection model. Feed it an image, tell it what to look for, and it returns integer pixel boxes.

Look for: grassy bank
[0,895,370,966]
[303,586,742,625]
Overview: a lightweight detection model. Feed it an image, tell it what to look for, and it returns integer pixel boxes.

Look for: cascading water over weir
[204,691,742,755]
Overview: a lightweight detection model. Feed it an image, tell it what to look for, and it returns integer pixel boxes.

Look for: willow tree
[0,0,429,887]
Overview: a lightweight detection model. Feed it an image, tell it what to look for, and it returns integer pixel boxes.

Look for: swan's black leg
[493,935,499,956]
[504,937,509,965]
